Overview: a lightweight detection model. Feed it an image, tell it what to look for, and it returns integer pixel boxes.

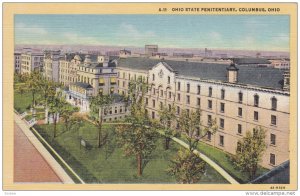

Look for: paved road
[14,122,62,183]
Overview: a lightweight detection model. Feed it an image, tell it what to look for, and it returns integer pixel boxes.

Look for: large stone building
[43,50,62,82]
[64,54,119,112]
[14,52,21,73]
[20,50,44,74]
[116,57,290,169]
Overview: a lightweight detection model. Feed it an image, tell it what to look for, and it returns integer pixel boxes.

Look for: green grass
[180,135,269,183]
[34,120,229,184]
[14,89,42,114]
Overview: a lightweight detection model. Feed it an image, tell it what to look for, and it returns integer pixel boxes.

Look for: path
[14,122,62,183]
[14,113,74,183]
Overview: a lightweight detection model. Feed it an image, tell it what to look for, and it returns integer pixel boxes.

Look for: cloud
[62,32,103,45]
[15,22,48,35]
[117,23,156,42]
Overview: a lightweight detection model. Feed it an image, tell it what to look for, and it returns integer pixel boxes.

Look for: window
[271,115,277,125]
[160,102,163,109]
[254,94,259,107]
[115,107,118,114]
[209,87,212,97]
[238,107,243,117]
[145,98,148,105]
[270,153,276,165]
[177,82,181,91]
[271,97,277,110]
[207,131,212,141]
[153,88,156,95]
[186,109,190,116]
[220,103,225,113]
[152,100,155,108]
[197,98,200,106]
[177,106,180,115]
[237,142,242,152]
[197,85,201,95]
[160,90,163,97]
[168,104,171,111]
[152,111,155,119]
[238,124,242,134]
[219,135,224,146]
[254,111,259,121]
[220,118,224,129]
[187,83,190,93]
[129,74,131,80]
[208,100,212,109]
[168,76,170,84]
[221,89,225,99]
[271,134,276,145]
[186,95,190,104]
[168,92,171,99]
[123,72,125,79]
[152,74,155,81]
[177,93,181,101]
[207,115,212,126]
[239,92,243,103]
[110,87,114,94]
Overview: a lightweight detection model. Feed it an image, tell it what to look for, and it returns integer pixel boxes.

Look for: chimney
[226,62,239,83]
[283,71,290,91]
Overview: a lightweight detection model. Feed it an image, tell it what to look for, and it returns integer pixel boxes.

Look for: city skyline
[15,15,289,51]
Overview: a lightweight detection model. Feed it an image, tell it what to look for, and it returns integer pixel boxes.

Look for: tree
[48,90,65,139]
[157,103,177,150]
[89,94,112,148]
[116,77,159,176]
[60,104,80,132]
[24,71,42,108]
[178,108,218,152]
[168,148,206,184]
[233,126,267,180]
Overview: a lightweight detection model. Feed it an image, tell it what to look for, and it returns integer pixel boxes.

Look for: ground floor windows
[270,153,276,165]
[219,135,224,146]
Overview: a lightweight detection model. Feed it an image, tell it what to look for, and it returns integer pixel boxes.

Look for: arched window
[254,94,259,107]
[271,97,277,110]
[221,89,225,99]
[238,92,243,103]
[209,87,212,97]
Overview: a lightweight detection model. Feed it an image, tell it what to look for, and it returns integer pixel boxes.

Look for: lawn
[180,135,269,183]
[34,121,229,184]
[14,88,42,114]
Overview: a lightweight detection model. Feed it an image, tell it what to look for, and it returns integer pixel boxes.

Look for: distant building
[20,49,44,74]
[269,59,290,70]
[173,53,194,58]
[14,52,21,73]
[43,50,62,82]
[117,57,290,169]
[145,45,158,56]
[119,49,131,58]
[204,48,213,57]
[233,58,271,67]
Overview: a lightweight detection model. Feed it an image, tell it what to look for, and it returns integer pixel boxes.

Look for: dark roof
[233,58,271,65]
[250,161,289,184]
[72,82,93,89]
[111,93,125,103]
[117,57,284,90]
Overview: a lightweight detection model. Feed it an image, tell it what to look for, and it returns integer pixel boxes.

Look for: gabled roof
[117,57,284,90]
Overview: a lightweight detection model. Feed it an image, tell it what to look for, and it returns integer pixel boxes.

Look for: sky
[15,15,290,51]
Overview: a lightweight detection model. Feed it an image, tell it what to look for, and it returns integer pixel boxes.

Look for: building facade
[14,52,21,73]
[116,57,290,169]
[20,51,44,74]
[43,50,62,82]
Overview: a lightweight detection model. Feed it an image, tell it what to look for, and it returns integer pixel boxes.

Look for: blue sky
[15,15,289,51]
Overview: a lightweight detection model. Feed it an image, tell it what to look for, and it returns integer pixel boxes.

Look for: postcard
[2,2,297,191]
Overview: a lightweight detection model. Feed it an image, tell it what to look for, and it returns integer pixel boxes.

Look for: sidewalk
[14,113,74,184]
